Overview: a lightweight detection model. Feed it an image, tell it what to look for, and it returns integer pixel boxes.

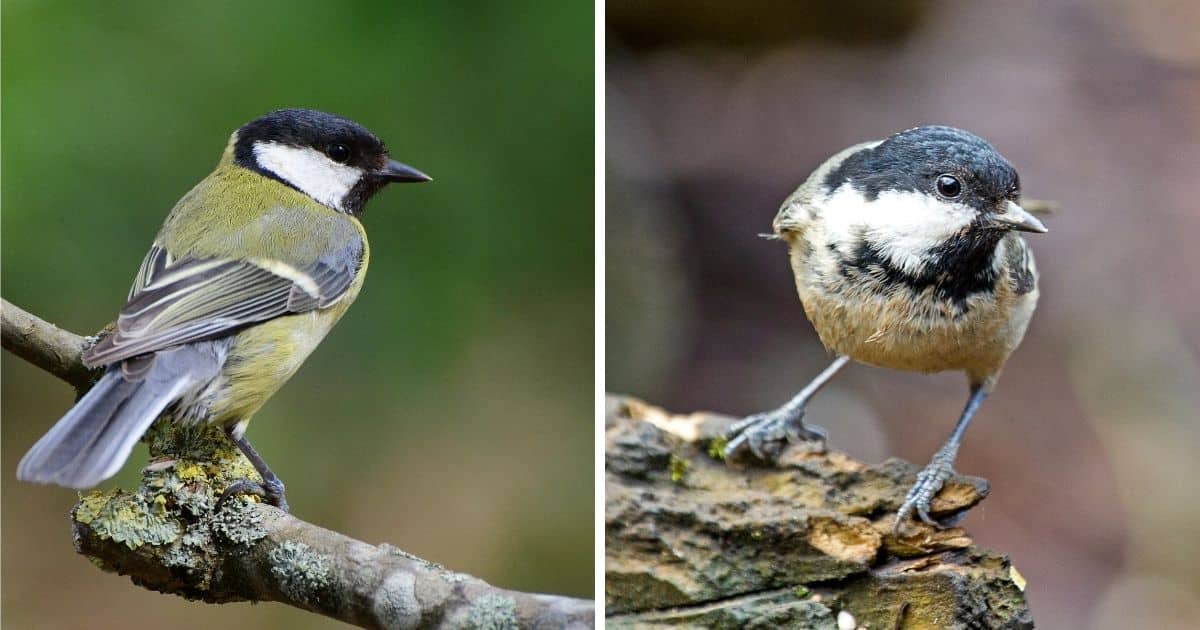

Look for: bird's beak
[378,159,432,183]
[992,200,1048,233]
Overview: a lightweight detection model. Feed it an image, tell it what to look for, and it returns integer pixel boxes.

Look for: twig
[3,298,594,629]
[1,298,100,390]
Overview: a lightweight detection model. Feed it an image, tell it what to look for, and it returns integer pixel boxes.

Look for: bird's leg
[217,424,289,513]
[724,355,850,461]
[894,384,988,532]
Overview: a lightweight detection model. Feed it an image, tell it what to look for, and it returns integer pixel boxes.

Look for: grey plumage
[17,342,225,489]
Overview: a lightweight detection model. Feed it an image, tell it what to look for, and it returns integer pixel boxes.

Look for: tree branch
[1,298,101,391]
[605,395,1033,629]
[3,298,594,629]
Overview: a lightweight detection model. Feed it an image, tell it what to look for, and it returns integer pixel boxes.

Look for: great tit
[723,126,1046,531]
[17,108,430,510]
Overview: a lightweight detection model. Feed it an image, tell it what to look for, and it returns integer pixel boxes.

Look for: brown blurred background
[607,1,1199,628]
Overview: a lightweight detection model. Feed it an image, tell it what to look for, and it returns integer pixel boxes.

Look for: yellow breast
[209,231,368,425]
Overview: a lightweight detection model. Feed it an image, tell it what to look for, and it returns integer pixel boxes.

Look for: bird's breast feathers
[787,227,1037,379]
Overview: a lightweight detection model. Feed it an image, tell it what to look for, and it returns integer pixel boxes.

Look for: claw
[217,477,289,512]
[723,406,824,462]
[746,428,780,460]
[220,425,290,513]
[893,460,956,532]
[784,422,827,443]
[723,432,749,456]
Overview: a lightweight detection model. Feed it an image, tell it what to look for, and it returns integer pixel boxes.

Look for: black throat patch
[837,224,1005,313]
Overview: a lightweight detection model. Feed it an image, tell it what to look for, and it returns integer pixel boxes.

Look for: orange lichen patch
[929,478,987,513]
[883,522,974,558]
[806,516,881,564]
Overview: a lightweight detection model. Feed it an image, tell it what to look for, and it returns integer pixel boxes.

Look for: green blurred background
[2,1,594,628]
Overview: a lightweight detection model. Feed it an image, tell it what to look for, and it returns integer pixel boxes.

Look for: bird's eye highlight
[935,174,962,198]
[326,143,350,163]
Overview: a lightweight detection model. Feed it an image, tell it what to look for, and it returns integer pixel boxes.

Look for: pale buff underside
[786,236,1038,387]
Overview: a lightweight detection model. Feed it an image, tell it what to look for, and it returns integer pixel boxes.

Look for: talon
[722,406,824,463]
[894,459,959,531]
[896,496,921,532]
[722,433,748,459]
[221,426,290,512]
[785,423,827,443]
[746,430,774,460]
[217,479,263,511]
[217,478,289,512]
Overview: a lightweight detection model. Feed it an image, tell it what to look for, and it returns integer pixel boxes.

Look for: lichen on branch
[2,298,594,629]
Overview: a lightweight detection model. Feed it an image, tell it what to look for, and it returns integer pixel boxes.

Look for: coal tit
[724,125,1047,531]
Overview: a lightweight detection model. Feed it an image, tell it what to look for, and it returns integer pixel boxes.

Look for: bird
[723,125,1046,531]
[17,108,431,511]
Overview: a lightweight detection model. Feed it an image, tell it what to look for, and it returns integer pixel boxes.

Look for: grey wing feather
[84,238,362,368]
[129,244,173,298]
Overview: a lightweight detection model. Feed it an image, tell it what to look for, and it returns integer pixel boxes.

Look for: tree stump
[604,395,1033,629]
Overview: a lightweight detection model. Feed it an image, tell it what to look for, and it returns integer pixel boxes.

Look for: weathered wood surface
[605,395,1032,629]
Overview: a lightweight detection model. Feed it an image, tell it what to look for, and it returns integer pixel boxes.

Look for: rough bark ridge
[2,298,594,630]
[605,395,1033,629]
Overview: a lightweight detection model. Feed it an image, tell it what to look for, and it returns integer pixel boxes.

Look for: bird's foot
[723,406,826,462]
[220,425,289,512]
[217,477,289,513]
[893,459,955,533]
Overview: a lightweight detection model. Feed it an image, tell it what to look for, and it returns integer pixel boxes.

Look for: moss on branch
[3,298,594,629]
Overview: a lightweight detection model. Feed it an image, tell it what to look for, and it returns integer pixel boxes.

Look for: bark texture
[2,298,594,629]
[1,298,101,391]
[605,395,1033,629]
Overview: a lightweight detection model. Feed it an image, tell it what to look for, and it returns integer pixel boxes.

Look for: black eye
[935,174,962,198]
[326,143,350,163]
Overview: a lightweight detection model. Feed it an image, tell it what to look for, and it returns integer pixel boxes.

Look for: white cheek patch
[252,141,363,212]
[819,185,976,275]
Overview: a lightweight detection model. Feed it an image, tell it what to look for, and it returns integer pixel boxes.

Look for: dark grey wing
[83,240,362,368]
[129,244,172,299]
[1005,235,1037,296]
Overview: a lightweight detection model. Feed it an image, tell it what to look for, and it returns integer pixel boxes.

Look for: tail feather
[19,373,132,482]
[17,343,224,489]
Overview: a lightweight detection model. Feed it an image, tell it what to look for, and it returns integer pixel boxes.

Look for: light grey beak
[992,200,1048,233]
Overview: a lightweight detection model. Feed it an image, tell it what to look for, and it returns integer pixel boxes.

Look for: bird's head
[816,125,1045,276]
[231,108,430,216]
